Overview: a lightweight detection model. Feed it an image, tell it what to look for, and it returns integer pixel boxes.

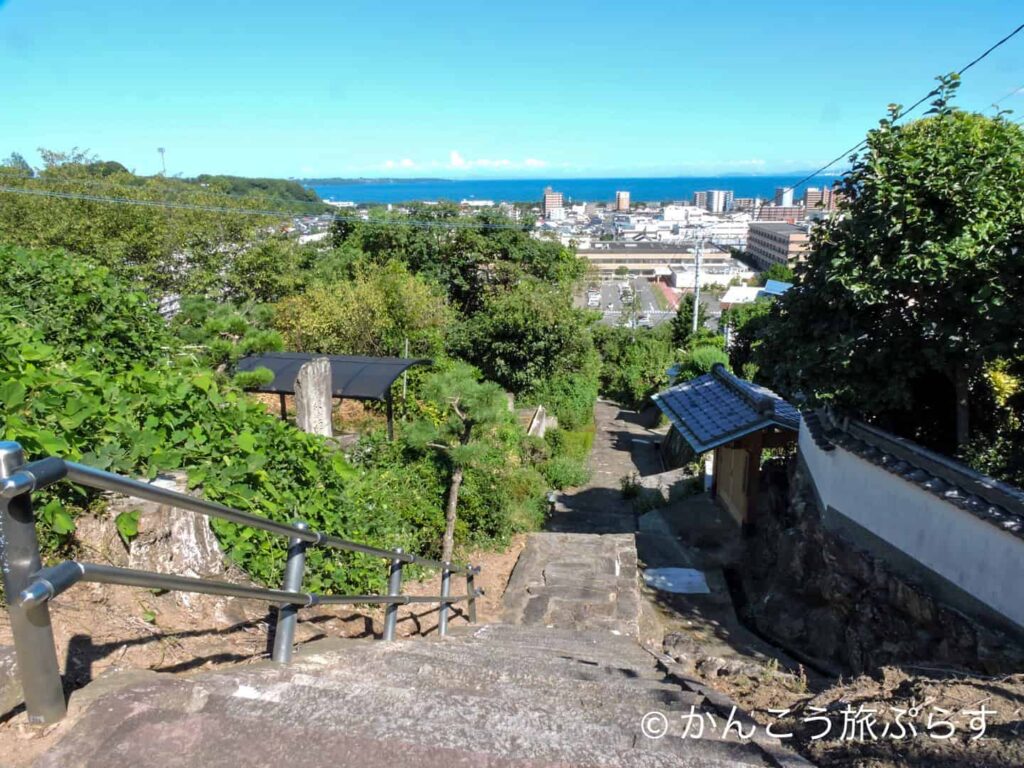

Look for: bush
[540,455,591,490]
[675,345,730,381]
[593,324,674,409]
[0,248,459,594]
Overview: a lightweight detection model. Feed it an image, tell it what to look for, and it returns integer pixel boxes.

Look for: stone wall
[736,461,1024,675]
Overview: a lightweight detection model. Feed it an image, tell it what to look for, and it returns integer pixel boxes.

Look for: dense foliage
[752,78,1024,477]
[451,280,600,426]
[0,152,606,578]
[0,151,279,295]
[276,261,452,359]
[191,175,324,208]
[0,246,550,591]
[592,324,674,410]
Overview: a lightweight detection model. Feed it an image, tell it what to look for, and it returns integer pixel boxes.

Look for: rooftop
[235,353,430,401]
[653,364,799,454]
[749,222,806,233]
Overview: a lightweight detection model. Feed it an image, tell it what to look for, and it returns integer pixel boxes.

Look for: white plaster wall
[799,421,1024,631]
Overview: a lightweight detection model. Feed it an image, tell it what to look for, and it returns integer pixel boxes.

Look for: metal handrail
[0,442,481,725]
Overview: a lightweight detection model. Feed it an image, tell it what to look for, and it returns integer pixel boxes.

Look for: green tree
[721,298,774,378]
[333,204,584,315]
[275,260,452,358]
[453,280,596,395]
[671,293,708,347]
[224,238,304,304]
[675,346,730,381]
[2,152,32,174]
[758,263,794,284]
[406,363,509,562]
[756,76,1024,453]
[0,149,276,294]
[593,324,675,409]
[170,297,283,371]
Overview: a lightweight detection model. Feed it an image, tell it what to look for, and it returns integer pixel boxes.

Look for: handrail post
[382,548,403,641]
[271,521,308,663]
[466,566,478,624]
[437,564,451,637]
[0,442,66,723]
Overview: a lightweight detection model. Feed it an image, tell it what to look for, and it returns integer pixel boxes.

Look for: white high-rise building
[774,186,794,207]
[706,189,733,213]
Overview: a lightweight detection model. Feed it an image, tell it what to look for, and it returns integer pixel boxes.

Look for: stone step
[369,639,669,685]
[39,656,771,768]
[292,646,699,716]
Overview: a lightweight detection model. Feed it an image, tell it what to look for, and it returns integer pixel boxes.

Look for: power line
[771,20,1024,203]
[989,83,1024,110]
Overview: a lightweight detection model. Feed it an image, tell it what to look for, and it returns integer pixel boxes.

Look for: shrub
[540,455,591,490]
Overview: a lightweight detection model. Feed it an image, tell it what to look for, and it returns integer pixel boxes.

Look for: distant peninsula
[299,177,450,185]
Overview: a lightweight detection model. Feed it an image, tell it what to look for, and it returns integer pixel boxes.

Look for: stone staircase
[38,624,776,768]
[30,533,790,767]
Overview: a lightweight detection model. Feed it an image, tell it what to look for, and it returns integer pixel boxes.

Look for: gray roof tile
[652,364,799,454]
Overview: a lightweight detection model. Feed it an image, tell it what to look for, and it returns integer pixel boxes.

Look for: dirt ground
[682,641,1024,767]
[0,534,525,766]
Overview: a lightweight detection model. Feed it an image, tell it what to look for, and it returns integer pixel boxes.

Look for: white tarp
[642,567,710,594]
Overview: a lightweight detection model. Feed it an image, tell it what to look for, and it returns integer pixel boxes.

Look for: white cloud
[399,158,415,168]
[384,159,396,169]
[445,151,547,171]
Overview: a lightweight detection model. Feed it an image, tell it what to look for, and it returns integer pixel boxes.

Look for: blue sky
[1,1,1022,179]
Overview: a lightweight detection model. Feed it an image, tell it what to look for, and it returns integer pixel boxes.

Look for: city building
[731,197,759,213]
[774,187,794,207]
[702,214,750,246]
[804,185,841,211]
[662,205,706,224]
[615,190,631,211]
[706,189,733,213]
[746,222,810,269]
[692,191,708,209]
[754,205,805,223]
[542,186,564,216]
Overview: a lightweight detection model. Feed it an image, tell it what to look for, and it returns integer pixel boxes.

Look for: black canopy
[235,353,431,401]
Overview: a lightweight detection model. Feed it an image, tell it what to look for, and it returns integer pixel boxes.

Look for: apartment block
[746,222,810,269]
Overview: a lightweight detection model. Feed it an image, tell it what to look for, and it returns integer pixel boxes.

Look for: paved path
[501,401,667,636]
[546,400,664,535]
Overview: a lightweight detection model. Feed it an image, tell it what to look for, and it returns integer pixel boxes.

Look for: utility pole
[157,147,166,176]
[692,226,704,335]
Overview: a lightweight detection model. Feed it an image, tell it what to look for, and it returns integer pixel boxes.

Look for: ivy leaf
[115,510,141,545]
[235,430,257,453]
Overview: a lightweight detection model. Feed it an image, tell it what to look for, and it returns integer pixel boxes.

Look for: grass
[561,422,596,460]
[650,283,670,311]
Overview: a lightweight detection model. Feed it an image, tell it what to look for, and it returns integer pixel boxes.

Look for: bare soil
[687,643,1024,767]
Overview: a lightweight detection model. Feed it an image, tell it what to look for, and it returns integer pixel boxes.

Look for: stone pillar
[294,357,333,437]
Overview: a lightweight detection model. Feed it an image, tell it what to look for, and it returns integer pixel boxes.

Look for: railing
[0,441,480,725]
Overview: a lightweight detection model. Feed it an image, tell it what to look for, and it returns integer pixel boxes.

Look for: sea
[306,175,842,205]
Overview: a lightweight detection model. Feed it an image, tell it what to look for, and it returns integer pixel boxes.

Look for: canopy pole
[279,393,287,420]
[386,390,394,441]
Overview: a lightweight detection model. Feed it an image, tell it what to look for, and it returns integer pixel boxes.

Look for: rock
[294,357,333,437]
[696,655,728,677]
[663,632,702,669]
